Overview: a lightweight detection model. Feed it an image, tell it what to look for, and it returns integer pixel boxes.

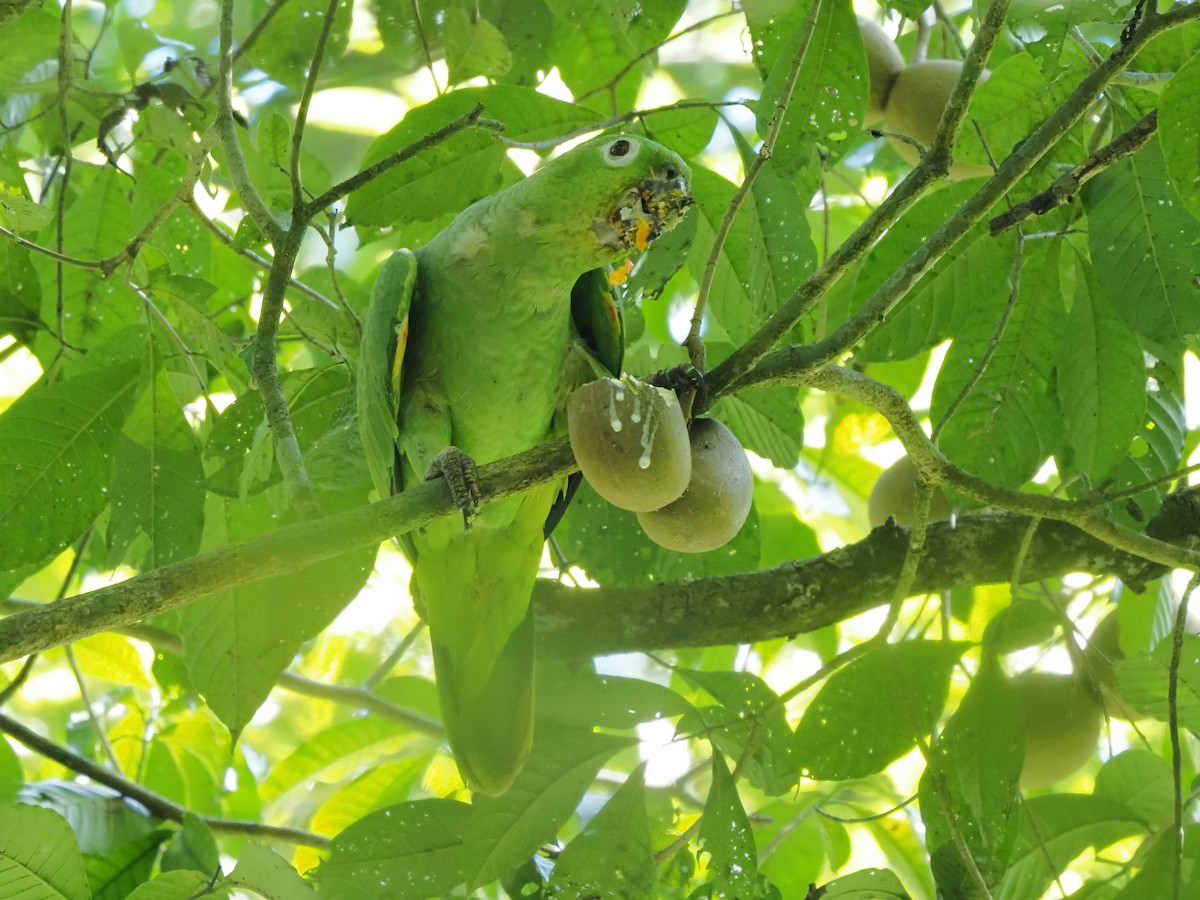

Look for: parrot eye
[602,136,641,167]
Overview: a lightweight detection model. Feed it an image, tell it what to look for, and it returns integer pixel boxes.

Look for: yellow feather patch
[608,259,634,286]
[634,217,652,252]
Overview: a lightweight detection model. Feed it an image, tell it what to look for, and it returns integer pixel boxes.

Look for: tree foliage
[2,0,1200,897]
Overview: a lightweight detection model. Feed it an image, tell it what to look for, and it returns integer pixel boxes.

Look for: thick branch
[535,504,1193,656]
[0,440,576,664]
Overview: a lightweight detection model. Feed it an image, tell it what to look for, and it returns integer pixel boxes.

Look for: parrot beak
[599,167,693,254]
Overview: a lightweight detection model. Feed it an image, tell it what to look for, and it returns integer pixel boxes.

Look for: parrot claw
[426,446,481,527]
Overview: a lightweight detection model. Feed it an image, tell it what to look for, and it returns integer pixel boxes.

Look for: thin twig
[685,0,824,372]
[575,9,740,103]
[721,1,1200,406]
[0,710,329,847]
[188,200,341,311]
[989,110,1158,235]
[933,231,1024,439]
[289,0,340,213]
[0,656,37,707]
[1168,574,1197,900]
[0,225,106,268]
[216,0,283,244]
[302,103,494,217]
[492,99,748,152]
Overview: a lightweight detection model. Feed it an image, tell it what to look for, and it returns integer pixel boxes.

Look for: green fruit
[858,17,905,125]
[882,59,993,180]
[637,419,753,553]
[867,456,953,529]
[1011,671,1102,790]
[568,376,691,512]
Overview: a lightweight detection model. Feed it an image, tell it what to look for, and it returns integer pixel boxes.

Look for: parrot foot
[649,364,707,417]
[426,446,481,527]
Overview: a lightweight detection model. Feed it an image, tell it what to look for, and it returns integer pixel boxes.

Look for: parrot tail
[432,611,535,795]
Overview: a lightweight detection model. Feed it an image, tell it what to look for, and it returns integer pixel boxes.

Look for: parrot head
[517,133,693,269]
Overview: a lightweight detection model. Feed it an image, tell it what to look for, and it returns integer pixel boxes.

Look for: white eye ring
[602,136,641,167]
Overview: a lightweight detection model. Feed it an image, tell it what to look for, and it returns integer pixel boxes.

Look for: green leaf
[240,0,351,84]
[756,0,868,170]
[159,814,218,874]
[144,274,238,369]
[857,183,1010,363]
[686,163,814,349]
[0,803,91,900]
[537,662,696,730]
[20,782,156,854]
[795,640,967,780]
[919,654,1021,890]
[309,758,430,838]
[1093,749,1173,832]
[346,86,595,228]
[1101,354,1185,525]
[678,669,795,796]
[639,104,720,157]
[37,167,142,349]
[0,362,139,570]
[261,718,420,804]
[1113,633,1200,729]
[1160,51,1200,221]
[698,754,757,898]
[931,238,1065,487]
[821,867,910,898]
[0,740,21,803]
[180,537,375,739]
[1112,823,1200,899]
[712,386,802,469]
[1084,134,1200,347]
[0,240,41,344]
[445,2,512,83]
[1056,252,1147,480]
[84,829,170,900]
[546,767,656,898]
[108,368,205,569]
[316,799,474,900]
[124,870,212,900]
[256,113,291,171]
[465,727,634,887]
[226,842,316,900]
[995,795,1145,900]
[959,53,1076,167]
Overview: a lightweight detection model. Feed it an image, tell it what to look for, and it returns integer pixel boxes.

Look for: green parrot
[357,133,692,794]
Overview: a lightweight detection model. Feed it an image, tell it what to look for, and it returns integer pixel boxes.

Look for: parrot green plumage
[358,133,692,794]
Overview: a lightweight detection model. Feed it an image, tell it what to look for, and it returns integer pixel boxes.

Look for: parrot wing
[356,248,417,501]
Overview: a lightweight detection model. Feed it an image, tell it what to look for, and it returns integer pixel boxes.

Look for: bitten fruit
[568,376,691,512]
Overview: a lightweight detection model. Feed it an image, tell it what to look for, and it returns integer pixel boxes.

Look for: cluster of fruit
[567,376,753,553]
[860,16,993,180]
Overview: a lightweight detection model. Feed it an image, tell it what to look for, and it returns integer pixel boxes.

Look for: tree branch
[703,0,1200,408]
[988,109,1158,235]
[0,710,329,847]
[2,416,1196,665]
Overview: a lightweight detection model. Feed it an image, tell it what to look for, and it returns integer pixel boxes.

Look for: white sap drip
[608,381,626,432]
[638,410,659,469]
